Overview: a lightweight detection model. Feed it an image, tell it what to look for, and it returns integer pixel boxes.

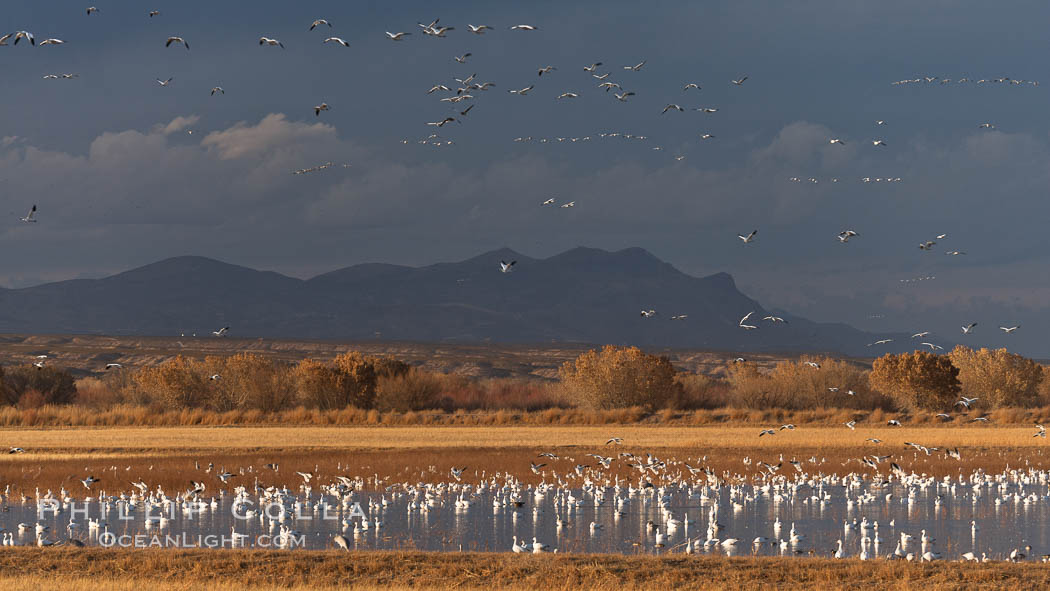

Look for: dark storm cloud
[0,1,1047,353]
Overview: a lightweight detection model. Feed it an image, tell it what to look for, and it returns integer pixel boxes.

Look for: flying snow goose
[872,139,887,147]
[683,83,701,91]
[86,6,100,15]
[21,205,37,223]
[538,65,556,76]
[39,38,65,45]
[961,323,977,334]
[211,86,224,95]
[259,37,284,48]
[499,260,516,273]
[309,19,332,30]
[542,198,555,205]
[165,36,188,49]
[323,37,349,47]
[829,138,845,145]
[426,117,456,127]
[1000,325,1020,333]
[149,10,160,17]
[623,61,646,71]
[385,31,410,41]
[467,24,491,34]
[509,85,535,95]
[661,104,684,114]
[212,326,230,337]
[737,230,757,243]
[613,91,635,102]
[561,201,575,208]
[731,76,748,85]
[583,62,602,72]
[640,309,657,318]
[556,92,578,99]
[155,77,173,86]
[509,24,537,31]
[453,52,471,63]
[13,31,35,46]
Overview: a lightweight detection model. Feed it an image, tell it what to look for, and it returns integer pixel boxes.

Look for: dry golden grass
[2,425,1049,492]
[3,424,1047,453]
[0,549,1049,590]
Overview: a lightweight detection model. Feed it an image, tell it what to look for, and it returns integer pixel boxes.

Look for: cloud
[157,115,200,136]
[200,113,338,160]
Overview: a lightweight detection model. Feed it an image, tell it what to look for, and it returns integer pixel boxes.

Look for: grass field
[1,424,1047,492]
[0,549,1049,590]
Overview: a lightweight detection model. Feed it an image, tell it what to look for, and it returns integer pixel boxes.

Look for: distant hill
[0,247,899,355]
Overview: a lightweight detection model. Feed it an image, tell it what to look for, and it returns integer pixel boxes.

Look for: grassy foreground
[0,549,1049,590]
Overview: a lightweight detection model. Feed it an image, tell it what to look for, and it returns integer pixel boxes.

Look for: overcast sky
[1,1,1048,354]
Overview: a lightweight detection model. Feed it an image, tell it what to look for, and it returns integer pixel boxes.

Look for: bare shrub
[376,369,445,412]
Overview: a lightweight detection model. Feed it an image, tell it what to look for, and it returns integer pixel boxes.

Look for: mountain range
[0,247,897,355]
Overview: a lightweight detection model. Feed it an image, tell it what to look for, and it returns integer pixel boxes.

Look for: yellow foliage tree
[948,346,1043,408]
[133,356,209,409]
[559,345,681,411]
[869,351,961,411]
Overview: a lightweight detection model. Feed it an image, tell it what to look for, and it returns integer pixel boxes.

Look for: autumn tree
[133,356,210,409]
[869,351,961,411]
[293,352,381,410]
[208,353,295,412]
[559,345,681,411]
[948,346,1043,408]
[1,364,77,406]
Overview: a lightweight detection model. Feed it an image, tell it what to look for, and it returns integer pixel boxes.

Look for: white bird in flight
[731,76,748,85]
[872,140,887,147]
[165,36,189,49]
[39,38,65,46]
[961,323,977,334]
[211,86,224,95]
[21,205,37,223]
[509,24,538,31]
[623,61,646,71]
[323,37,349,47]
[509,85,535,95]
[738,230,757,243]
[259,37,284,48]
[385,31,410,41]
[155,77,173,86]
[212,326,230,337]
[310,19,332,31]
[467,25,492,35]
[499,260,516,273]
[314,102,330,116]
[661,104,684,114]
[1000,326,1020,333]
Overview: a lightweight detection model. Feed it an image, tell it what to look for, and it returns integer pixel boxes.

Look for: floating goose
[259,37,284,48]
[499,260,516,273]
[309,19,332,31]
[165,36,188,49]
[323,37,349,47]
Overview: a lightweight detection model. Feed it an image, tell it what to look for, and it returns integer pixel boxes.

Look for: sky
[1,1,1049,354]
